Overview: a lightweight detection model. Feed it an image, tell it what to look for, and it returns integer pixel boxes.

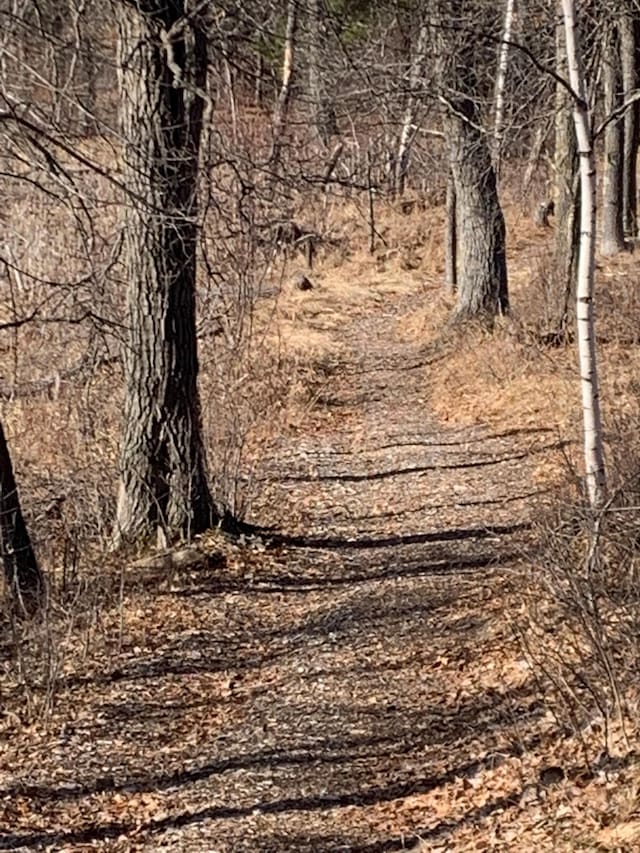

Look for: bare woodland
[2,0,640,849]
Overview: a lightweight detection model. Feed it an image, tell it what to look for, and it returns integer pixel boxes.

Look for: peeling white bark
[561,0,607,508]
[493,0,515,174]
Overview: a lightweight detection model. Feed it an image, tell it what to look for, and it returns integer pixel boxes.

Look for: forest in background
[1,0,631,575]
[2,2,640,848]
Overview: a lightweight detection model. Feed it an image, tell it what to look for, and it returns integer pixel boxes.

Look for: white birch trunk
[271,0,298,164]
[493,0,516,175]
[395,21,429,196]
[561,0,607,508]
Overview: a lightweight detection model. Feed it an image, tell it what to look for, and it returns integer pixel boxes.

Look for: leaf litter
[0,288,636,852]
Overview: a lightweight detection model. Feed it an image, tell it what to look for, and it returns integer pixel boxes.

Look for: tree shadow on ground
[58,539,518,695]
[0,791,523,851]
[0,698,543,851]
[272,440,568,484]
[171,548,522,596]
[0,496,536,851]
[345,488,549,523]
[264,521,528,551]
[66,670,542,775]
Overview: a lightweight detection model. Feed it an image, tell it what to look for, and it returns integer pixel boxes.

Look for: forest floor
[2,207,640,851]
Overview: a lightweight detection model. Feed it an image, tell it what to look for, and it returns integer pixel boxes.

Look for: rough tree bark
[562,0,607,508]
[619,7,638,238]
[113,0,217,547]
[436,2,508,322]
[600,20,625,256]
[553,4,579,336]
[0,419,43,612]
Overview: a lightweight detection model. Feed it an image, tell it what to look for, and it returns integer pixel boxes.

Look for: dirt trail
[0,293,562,852]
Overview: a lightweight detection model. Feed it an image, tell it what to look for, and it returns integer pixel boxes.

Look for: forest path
[1,290,564,852]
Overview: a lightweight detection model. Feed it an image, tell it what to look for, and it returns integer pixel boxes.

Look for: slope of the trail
[254,300,552,544]
[0,293,572,852]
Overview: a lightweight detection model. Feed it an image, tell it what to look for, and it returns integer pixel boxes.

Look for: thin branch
[594,88,640,139]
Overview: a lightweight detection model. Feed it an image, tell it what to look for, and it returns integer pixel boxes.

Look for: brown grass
[388,198,640,494]
[3,162,640,543]
[4,168,639,548]
[5,162,640,850]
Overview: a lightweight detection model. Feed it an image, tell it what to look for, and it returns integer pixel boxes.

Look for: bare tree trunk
[601,21,626,256]
[395,20,428,197]
[437,3,508,323]
[562,0,607,508]
[0,419,43,613]
[223,45,238,145]
[619,7,638,238]
[522,120,550,200]
[113,1,217,547]
[271,0,298,164]
[445,169,457,291]
[554,4,579,335]
[367,148,376,254]
[449,124,509,321]
[307,0,337,145]
[493,0,516,176]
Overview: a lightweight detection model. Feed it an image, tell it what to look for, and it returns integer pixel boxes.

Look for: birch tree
[395,18,429,197]
[553,3,579,338]
[271,0,298,165]
[492,0,516,175]
[561,0,607,508]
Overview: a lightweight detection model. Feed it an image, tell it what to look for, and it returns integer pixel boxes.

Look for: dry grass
[5,171,640,543]
[387,198,640,496]
[5,168,640,849]
[3,153,640,535]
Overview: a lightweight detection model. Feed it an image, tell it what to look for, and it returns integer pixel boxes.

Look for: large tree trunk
[0,420,43,612]
[443,85,507,315]
[619,7,638,238]
[449,123,508,321]
[435,1,508,323]
[113,1,216,547]
[601,21,626,256]
[554,4,579,335]
[562,0,607,508]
